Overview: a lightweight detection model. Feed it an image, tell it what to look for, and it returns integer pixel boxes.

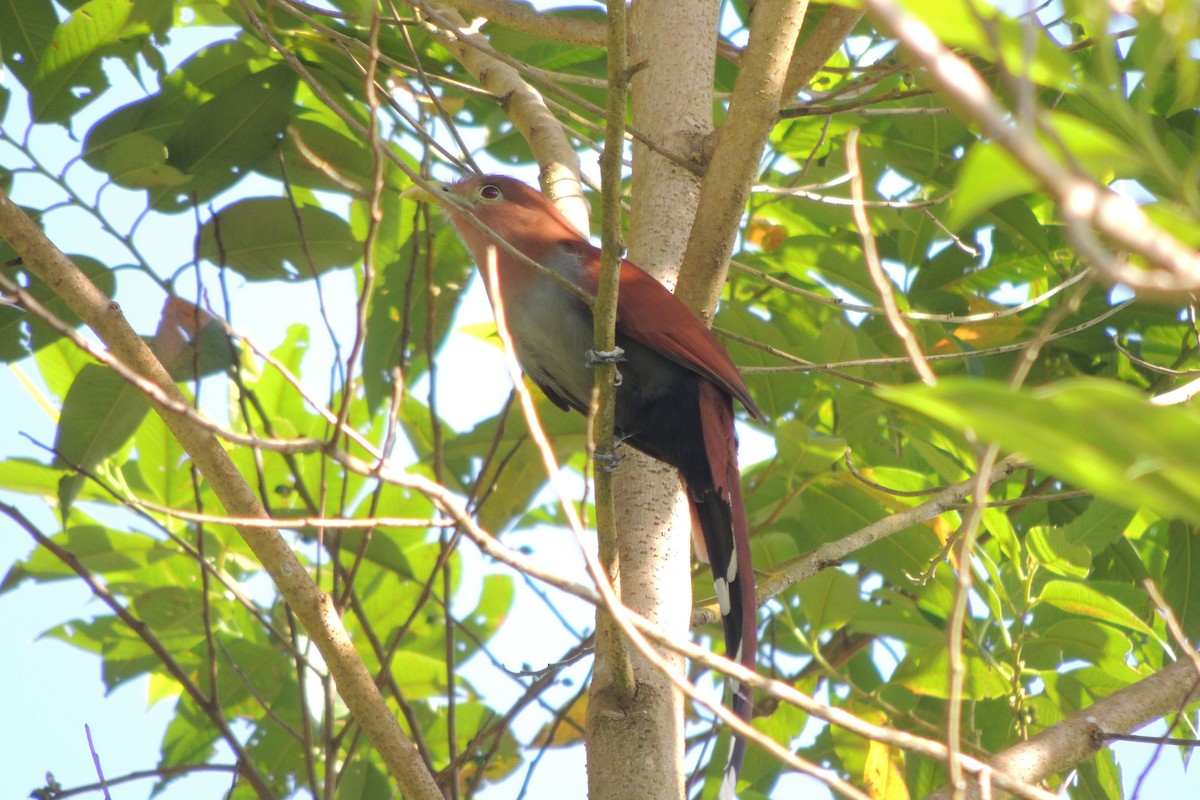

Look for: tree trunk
[585,2,721,798]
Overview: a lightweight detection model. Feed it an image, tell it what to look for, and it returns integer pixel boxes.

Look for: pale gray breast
[503,246,596,411]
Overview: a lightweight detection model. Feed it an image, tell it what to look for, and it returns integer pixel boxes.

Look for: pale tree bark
[676,0,809,316]
[928,654,1200,800]
[414,1,589,232]
[584,2,721,799]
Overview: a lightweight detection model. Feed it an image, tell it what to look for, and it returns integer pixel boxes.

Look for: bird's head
[400,174,585,259]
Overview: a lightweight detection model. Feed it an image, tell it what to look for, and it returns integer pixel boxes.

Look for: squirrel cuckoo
[403,174,758,793]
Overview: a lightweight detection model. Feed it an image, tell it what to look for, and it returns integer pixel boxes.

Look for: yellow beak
[399,180,451,205]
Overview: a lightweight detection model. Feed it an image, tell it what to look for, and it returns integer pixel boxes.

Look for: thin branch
[406,0,588,231]
[3,504,274,798]
[588,0,636,703]
[945,444,1000,799]
[864,0,1200,295]
[28,764,239,799]
[0,187,445,800]
[0,273,327,454]
[926,655,1200,800]
[729,258,1091,323]
[1150,376,1200,407]
[693,455,1028,628]
[434,0,606,46]
[741,297,1134,374]
[847,127,937,386]
[782,5,865,98]
[1143,581,1200,681]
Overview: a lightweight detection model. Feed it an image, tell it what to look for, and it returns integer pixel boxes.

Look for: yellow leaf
[459,748,521,788]
[745,218,789,252]
[950,296,1026,348]
[531,692,588,748]
[863,739,909,800]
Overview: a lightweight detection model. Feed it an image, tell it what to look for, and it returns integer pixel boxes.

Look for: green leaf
[441,394,587,533]
[949,113,1140,228]
[0,458,81,501]
[882,378,1200,524]
[774,420,847,475]
[461,574,515,644]
[1038,580,1154,636]
[1,523,167,593]
[336,760,392,800]
[893,642,1011,699]
[1022,620,1131,670]
[104,131,190,188]
[0,257,115,362]
[1027,526,1091,578]
[900,0,1072,90]
[196,197,359,281]
[795,568,859,634]
[157,63,299,209]
[0,0,58,80]
[52,362,150,513]
[362,210,470,410]
[1163,522,1200,641]
[82,39,263,173]
[848,599,944,646]
[127,411,190,508]
[160,695,219,769]
[384,650,448,701]
[28,0,132,121]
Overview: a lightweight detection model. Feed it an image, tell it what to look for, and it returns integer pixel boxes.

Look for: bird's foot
[593,449,623,473]
[585,347,625,366]
[586,347,625,387]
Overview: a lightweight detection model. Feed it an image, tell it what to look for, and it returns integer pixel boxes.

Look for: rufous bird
[403,174,759,795]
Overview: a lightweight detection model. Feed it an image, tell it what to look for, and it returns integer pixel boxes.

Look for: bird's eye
[479,184,502,201]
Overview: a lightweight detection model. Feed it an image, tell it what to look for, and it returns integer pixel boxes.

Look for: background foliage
[1,0,1198,798]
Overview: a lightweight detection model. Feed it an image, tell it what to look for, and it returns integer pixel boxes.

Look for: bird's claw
[593,449,623,473]
[585,347,625,366]
[586,347,625,386]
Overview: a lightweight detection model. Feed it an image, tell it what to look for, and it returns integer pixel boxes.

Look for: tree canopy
[1,1,1198,799]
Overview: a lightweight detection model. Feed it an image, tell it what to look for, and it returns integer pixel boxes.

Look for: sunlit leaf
[196,197,359,281]
[52,363,150,513]
[883,379,1200,524]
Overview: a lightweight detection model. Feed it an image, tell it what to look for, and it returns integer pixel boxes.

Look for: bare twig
[0,187,445,800]
[405,0,588,230]
[588,0,637,702]
[847,127,937,385]
[434,0,606,46]
[693,455,1028,627]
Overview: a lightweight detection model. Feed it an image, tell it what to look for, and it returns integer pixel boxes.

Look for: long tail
[690,381,757,798]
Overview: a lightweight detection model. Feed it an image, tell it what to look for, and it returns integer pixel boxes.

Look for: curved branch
[0,190,445,800]
[409,0,588,232]
[691,455,1028,628]
[864,0,1200,296]
[435,0,606,46]
[928,655,1200,800]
